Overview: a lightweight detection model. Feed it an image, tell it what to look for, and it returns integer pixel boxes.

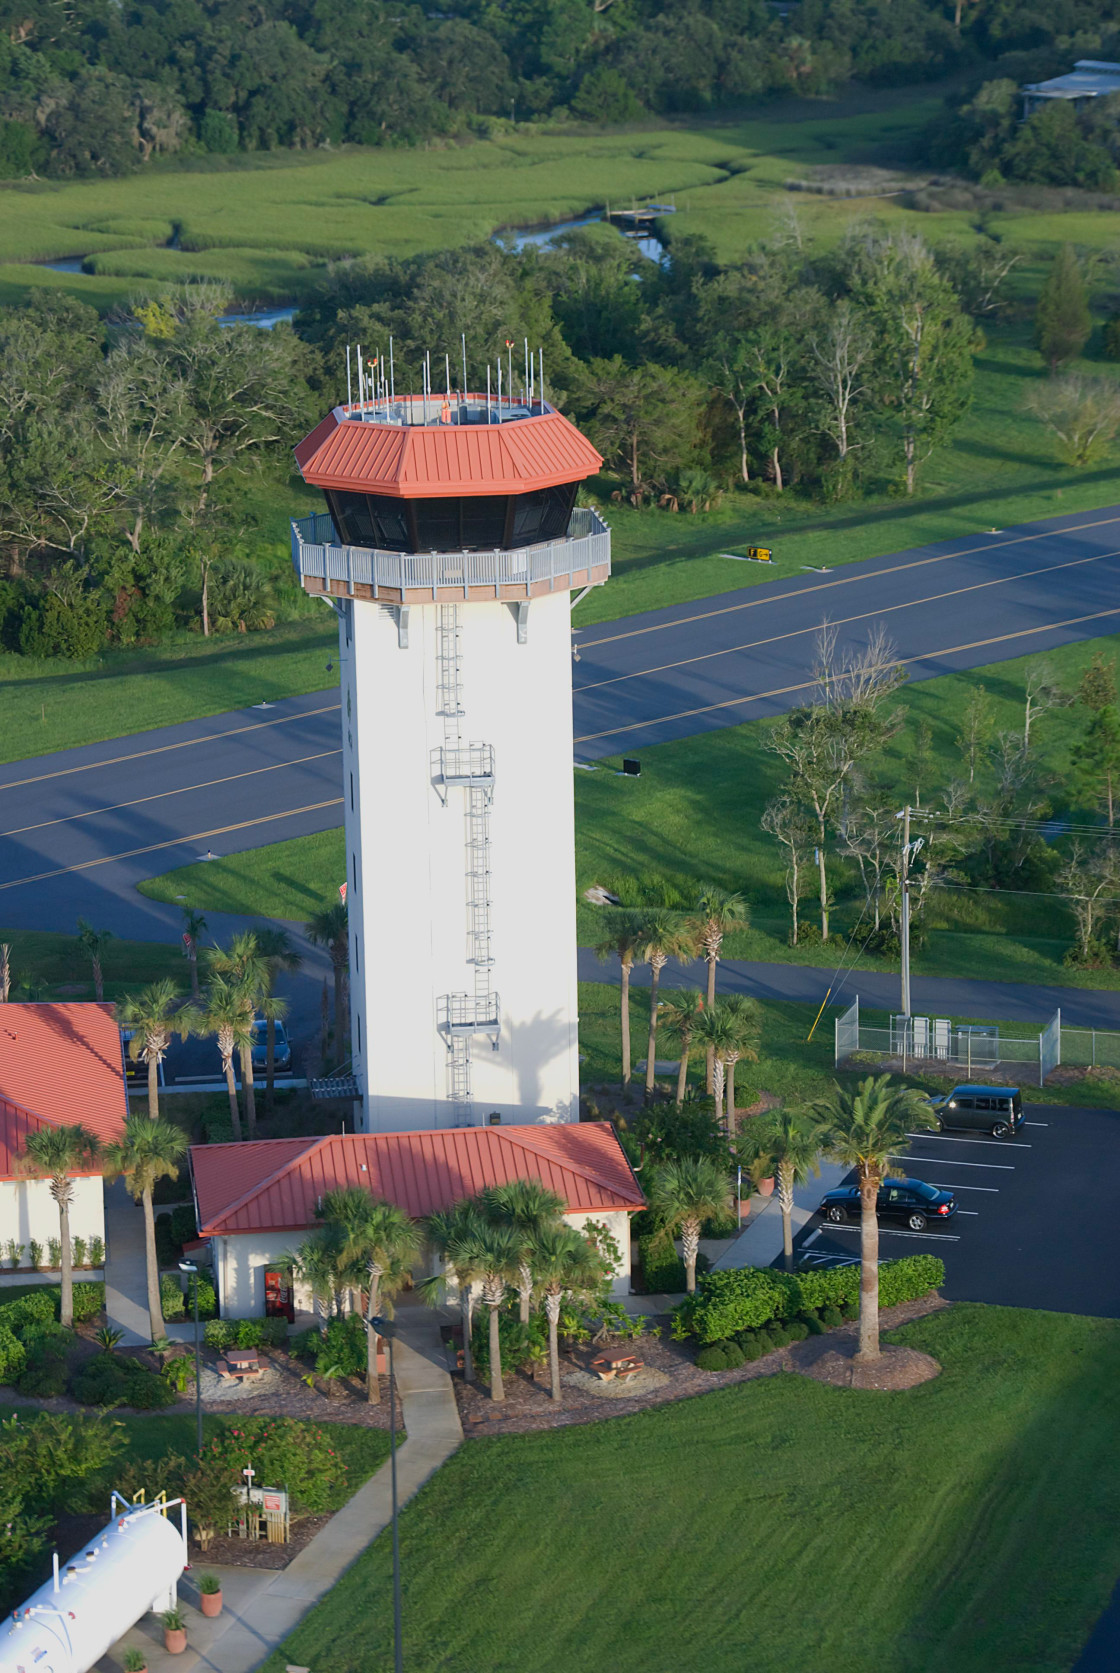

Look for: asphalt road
[5,501,1120,936]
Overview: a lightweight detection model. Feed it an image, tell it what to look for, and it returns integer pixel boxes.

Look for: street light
[368,1314,402,1673]
[178,1260,203,1456]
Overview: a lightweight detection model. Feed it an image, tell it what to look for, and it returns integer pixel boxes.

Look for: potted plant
[162,1607,187,1655]
[123,1649,148,1673]
[198,1573,223,1618]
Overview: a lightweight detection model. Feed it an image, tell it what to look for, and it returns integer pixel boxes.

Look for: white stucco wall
[565,1209,632,1296]
[339,589,581,1132]
[0,1176,104,1260]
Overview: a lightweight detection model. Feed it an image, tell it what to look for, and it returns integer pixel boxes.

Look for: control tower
[291,362,610,1131]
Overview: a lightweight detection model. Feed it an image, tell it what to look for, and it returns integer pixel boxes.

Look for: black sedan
[817,1177,957,1233]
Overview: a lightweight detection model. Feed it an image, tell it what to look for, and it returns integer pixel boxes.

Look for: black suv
[927,1084,1022,1139]
[818,1177,957,1233]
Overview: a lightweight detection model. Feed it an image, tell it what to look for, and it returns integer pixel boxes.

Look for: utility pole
[899,805,912,1019]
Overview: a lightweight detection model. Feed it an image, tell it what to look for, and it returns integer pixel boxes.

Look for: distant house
[190,1122,645,1316]
[0,1004,128,1267]
[1022,61,1120,120]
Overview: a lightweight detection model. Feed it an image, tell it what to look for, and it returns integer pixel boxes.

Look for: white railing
[290,507,611,599]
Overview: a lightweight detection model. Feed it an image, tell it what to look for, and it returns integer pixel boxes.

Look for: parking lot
[791,1104,1120,1319]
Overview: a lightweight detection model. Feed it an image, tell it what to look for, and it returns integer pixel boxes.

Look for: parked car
[249,1016,292,1074]
[927,1084,1022,1139]
[818,1177,957,1233]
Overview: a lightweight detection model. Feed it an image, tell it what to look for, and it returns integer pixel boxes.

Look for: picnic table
[589,1351,645,1383]
[217,1347,263,1382]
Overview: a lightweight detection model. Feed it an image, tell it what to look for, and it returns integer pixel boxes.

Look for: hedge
[637,1235,711,1295]
[160,1273,218,1321]
[0,1290,57,1333]
[676,1255,945,1345]
[204,1317,288,1350]
[0,1324,26,1385]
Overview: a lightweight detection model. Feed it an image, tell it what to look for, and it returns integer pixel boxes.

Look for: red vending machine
[263,1268,295,1322]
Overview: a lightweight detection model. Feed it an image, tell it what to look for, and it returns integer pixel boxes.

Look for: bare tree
[762,794,815,944]
[1023,662,1068,750]
[96,341,186,553]
[1059,843,1120,963]
[809,300,871,462]
[839,797,898,930]
[1027,375,1120,469]
[956,684,993,783]
[749,333,794,491]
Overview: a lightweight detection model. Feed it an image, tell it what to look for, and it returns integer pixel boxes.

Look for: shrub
[171,1205,198,1247]
[821,1305,843,1329]
[720,1341,745,1368]
[316,1315,366,1378]
[72,1282,105,1323]
[793,1255,944,1316]
[637,1235,711,1294]
[0,1411,127,1516]
[160,1273,186,1320]
[674,1266,802,1344]
[205,1317,285,1351]
[198,1572,222,1596]
[205,1418,347,1513]
[69,1354,176,1410]
[785,1319,810,1343]
[47,1239,61,1269]
[18,1336,70,1398]
[738,1332,766,1362]
[204,1320,237,1350]
[162,1356,195,1393]
[155,1215,180,1271]
[800,1311,825,1335]
[0,1290,57,1334]
[0,1325,26,1386]
[72,1237,87,1268]
[696,1344,729,1370]
[87,1238,105,1270]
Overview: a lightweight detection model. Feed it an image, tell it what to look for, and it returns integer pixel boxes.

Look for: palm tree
[76,918,114,1002]
[19,1124,101,1327]
[254,927,302,1111]
[814,1075,938,1361]
[691,1003,738,1132]
[529,1225,606,1403]
[0,942,11,1003]
[740,1109,825,1268]
[640,913,698,1094]
[659,990,705,1106]
[104,1115,188,1342]
[481,1179,566,1324]
[470,1221,520,1401]
[117,979,195,1121]
[306,904,349,1048]
[280,1230,347,1337]
[647,1155,731,1293]
[424,1201,488,1384]
[198,975,253,1141]
[181,908,207,1000]
[594,910,645,1090]
[722,994,761,1128]
[208,934,269,1136]
[322,1188,419,1404]
[689,887,748,1091]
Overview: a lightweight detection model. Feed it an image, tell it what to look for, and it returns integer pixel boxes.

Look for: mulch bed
[451,1294,950,1436]
[790,1335,942,1390]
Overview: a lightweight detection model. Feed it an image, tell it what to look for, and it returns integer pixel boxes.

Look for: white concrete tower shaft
[291,387,610,1131]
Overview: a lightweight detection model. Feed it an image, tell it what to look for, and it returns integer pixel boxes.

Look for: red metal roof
[191,1123,643,1236]
[0,1004,128,1179]
[294,406,602,499]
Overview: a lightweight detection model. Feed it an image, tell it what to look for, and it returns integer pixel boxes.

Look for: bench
[589,1352,645,1383]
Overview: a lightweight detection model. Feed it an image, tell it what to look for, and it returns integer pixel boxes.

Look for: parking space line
[1024,1122,1049,1127]
[890,1155,1013,1169]
[802,1230,821,1247]
[825,1224,961,1242]
[906,1133,1031,1148]
[957,1210,980,1216]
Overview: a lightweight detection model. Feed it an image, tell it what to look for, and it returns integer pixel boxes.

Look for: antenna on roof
[487,362,491,424]
[346,344,352,412]
[445,353,453,424]
[524,337,529,407]
[506,340,514,412]
[356,342,364,412]
[389,336,395,405]
[497,354,502,415]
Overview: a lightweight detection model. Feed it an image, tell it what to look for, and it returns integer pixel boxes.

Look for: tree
[307,904,349,1048]
[955,684,993,784]
[1079,652,1117,716]
[76,918,113,1002]
[1058,843,1120,962]
[594,910,645,1090]
[181,908,207,1000]
[470,1222,521,1401]
[481,1180,566,1324]
[646,1156,731,1293]
[1034,246,1092,370]
[117,980,194,1122]
[1,943,11,1003]
[104,1115,188,1342]
[253,927,303,1110]
[573,357,704,503]
[425,1201,487,1384]
[809,300,871,464]
[198,975,253,1141]
[739,1109,823,1268]
[814,1076,937,1359]
[688,887,748,1092]
[690,1003,737,1132]
[640,913,697,1093]
[321,1189,419,1404]
[1026,374,1120,467]
[659,989,705,1105]
[529,1226,606,1403]
[280,1231,347,1336]
[208,933,269,1136]
[721,993,760,1126]
[762,793,815,945]
[1022,662,1066,750]
[95,339,186,553]
[18,1124,101,1327]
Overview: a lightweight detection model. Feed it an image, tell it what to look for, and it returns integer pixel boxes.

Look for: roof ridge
[488,1125,643,1205]
[200,1135,325,1233]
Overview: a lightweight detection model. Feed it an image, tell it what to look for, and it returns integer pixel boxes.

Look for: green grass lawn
[0,927,185,1001]
[137,827,345,919]
[260,1304,1120,1673]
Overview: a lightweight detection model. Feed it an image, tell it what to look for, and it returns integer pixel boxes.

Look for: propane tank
[0,1499,187,1673]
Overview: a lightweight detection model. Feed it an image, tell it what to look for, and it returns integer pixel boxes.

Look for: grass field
[0,927,185,1001]
[260,1304,1120,1673]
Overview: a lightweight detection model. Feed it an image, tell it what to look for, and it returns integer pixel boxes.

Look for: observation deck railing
[290,506,610,604]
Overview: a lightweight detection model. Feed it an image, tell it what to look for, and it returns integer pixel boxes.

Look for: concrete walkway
[103,1177,153,1346]
[99,1300,462,1673]
[711,1162,851,1270]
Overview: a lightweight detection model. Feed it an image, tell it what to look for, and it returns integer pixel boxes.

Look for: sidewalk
[711,1162,850,1270]
[99,1301,463,1673]
[103,1177,153,1346]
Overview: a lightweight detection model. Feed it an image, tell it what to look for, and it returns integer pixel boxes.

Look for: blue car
[818,1176,957,1233]
[249,1016,292,1074]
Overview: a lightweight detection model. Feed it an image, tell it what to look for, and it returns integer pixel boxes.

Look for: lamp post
[369,1315,402,1673]
[178,1260,203,1456]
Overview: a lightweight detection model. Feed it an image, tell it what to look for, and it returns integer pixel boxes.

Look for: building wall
[0,1176,104,1257]
[339,588,581,1131]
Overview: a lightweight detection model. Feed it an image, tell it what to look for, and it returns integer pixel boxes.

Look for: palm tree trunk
[222,1050,243,1141]
[675,1044,690,1107]
[645,959,664,1094]
[366,1269,381,1405]
[705,951,717,1092]
[240,1046,257,1137]
[857,1172,880,1361]
[58,1195,73,1329]
[142,1186,165,1342]
[777,1161,794,1270]
[93,956,104,1002]
[518,1259,532,1326]
[545,1291,562,1402]
[620,958,632,1089]
[460,1284,474,1383]
[682,1215,701,1293]
[488,1302,504,1401]
[727,1055,738,1130]
[146,1051,159,1121]
[713,1059,726,1135]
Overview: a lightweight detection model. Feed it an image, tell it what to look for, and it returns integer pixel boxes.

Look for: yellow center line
[575,547,1120,694]
[578,510,1120,648]
[0,799,344,893]
[574,605,1120,745]
[0,702,341,793]
[0,749,342,840]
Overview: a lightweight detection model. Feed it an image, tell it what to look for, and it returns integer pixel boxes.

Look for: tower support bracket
[514,601,530,644]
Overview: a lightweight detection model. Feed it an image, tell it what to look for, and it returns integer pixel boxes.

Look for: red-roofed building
[191,1123,644,1314]
[0,1005,128,1270]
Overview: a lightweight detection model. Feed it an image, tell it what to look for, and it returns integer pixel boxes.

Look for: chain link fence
[834,997,1060,1086]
